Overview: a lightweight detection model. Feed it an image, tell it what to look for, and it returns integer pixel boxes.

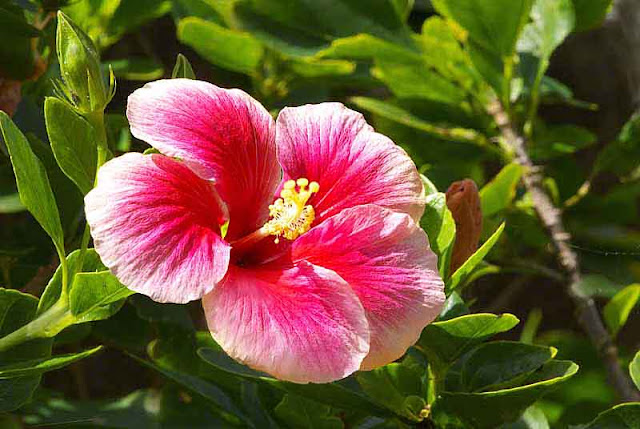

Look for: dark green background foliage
[0,0,639,427]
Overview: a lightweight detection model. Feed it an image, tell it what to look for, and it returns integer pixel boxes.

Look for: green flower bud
[56,11,108,113]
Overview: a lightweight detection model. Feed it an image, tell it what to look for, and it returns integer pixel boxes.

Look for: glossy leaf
[234,0,415,57]
[351,97,487,147]
[603,284,640,337]
[357,363,426,421]
[38,249,106,315]
[421,191,456,276]
[450,341,556,393]
[44,97,98,194]
[434,360,578,428]
[177,17,263,74]
[448,222,505,290]
[480,164,522,217]
[582,403,640,428]
[0,112,64,251]
[197,347,391,417]
[0,346,102,379]
[69,270,135,324]
[418,313,519,371]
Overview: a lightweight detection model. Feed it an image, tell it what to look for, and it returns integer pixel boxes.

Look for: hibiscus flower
[85,79,445,383]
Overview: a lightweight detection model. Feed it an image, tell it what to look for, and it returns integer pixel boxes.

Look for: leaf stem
[0,299,74,353]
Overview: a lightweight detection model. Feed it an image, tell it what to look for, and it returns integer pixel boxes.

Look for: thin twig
[487,99,640,402]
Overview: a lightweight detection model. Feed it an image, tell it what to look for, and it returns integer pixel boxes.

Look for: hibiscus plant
[0,0,639,428]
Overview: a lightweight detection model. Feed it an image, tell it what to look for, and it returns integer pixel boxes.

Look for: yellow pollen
[262,178,319,242]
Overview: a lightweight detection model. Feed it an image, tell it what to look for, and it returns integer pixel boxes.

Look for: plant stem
[0,300,74,353]
[487,98,640,402]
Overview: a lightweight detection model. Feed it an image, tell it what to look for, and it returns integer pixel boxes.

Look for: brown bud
[446,179,483,272]
[0,78,22,117]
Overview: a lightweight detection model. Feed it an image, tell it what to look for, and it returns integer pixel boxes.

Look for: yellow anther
[262,177,320,242]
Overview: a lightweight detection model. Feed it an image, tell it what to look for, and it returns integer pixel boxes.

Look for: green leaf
[432,0,534,57]
[433,360,578,428]
[530,124,596,161]
[0,289,52,412]
[572,274,625,299]
[110,57,164,81]
[498,405,549,428]
[0,193,24,214]
[594,114,640,178]
[438,291,469,321]
[274,395,343,429]
[0,346,102,379]
[172,53,196,79]
[233,0,415,57]
[448,222,505,291]
[177,17,263,74]
[38,248,106,315]
[480,164,522,217]
[372,57,468,105]
[630,350,640,391]
[518,0,575,70]
[0,4,37,79]
[128,353,248,424]
[197,347,391,417]
[357,363,426,421]
[44,97,98,194]
[56,11,108,113]
[420,191,456,276]
[0,112,64,252]
[571,0,612,32]
[603,284,640,337]
[69,271,135,323]
[449,341,556,393]
[417,313,519,371]
[351,97,487,147]
[582,403,640,428]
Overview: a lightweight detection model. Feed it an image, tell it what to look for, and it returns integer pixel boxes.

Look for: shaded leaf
[110,57,164,81]
[275,394,343,429]
[582,403,640,428]
[433,360,578,428]
[0,289,52,412]
[0,346,102,379]
[0,112,64,251]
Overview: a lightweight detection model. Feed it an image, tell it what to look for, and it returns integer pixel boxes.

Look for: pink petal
[292,205,445,370]
[127,79,280,240]
[276,103,424,224]
[202,261,370,383]
[85,153,231,304]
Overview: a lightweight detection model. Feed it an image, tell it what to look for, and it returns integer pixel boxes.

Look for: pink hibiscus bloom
[85,79,445,383]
